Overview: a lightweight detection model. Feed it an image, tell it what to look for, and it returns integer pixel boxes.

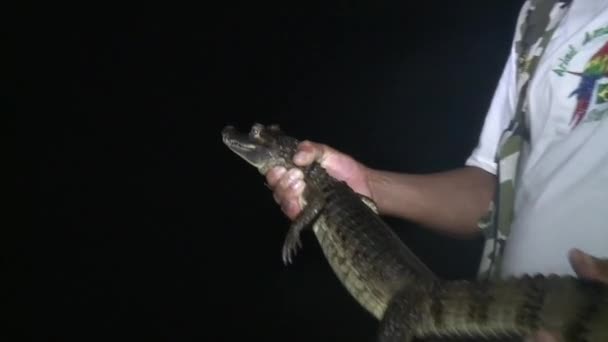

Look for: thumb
[569,248,608,284]
[293,140,336,168]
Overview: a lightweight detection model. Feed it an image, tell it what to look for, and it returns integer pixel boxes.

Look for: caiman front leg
[281,193,325,265]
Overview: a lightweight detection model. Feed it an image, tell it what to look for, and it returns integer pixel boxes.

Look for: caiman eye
[250,123,263,138]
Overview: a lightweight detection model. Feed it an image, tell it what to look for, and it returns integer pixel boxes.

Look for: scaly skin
[222,123,608,342]
[302,162,437,319]
[379,274,607,342]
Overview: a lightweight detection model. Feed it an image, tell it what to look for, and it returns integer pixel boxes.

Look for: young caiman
[222,123,607,342]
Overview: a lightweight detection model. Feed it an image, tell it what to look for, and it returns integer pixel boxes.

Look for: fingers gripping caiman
[222,123,608,342]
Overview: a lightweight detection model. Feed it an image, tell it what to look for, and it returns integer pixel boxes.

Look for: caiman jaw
[221,124,272,172]
[222,125,256,150]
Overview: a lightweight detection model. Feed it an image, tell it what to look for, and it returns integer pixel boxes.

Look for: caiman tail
[379,274,607,342]
[222,123,608,342]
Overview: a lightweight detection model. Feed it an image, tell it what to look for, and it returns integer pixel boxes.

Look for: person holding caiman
[263,1,608,341]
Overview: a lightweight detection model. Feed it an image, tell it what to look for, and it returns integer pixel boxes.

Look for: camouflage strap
[477,0,572,280]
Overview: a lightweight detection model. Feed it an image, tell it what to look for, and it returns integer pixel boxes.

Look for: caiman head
[222,123,300,174]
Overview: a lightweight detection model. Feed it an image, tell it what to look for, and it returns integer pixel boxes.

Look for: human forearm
[366,166,496,238]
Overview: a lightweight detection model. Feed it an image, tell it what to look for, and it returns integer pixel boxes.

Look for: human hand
[265,140,372,220]
[525,248,608,342]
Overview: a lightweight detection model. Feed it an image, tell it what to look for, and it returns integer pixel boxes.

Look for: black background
[23,1,525,341]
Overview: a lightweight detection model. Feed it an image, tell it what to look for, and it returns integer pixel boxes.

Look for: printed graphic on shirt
[568,42,608,126]
[552,25,608,127]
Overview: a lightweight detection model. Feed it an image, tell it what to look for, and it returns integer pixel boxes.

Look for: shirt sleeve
[465,0,533,175]
[464,45,518,175]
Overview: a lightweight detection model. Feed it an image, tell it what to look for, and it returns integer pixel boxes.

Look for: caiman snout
[221,125,236,138]
[221,125,246,146]
[222,122,295,174]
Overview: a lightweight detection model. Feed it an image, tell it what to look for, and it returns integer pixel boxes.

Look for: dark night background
[22,1,526,341]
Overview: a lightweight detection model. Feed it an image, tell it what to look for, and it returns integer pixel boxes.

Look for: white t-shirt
[466,0,608,278]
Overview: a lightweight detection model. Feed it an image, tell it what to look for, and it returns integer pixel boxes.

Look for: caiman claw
[282,226,303,265]
[281,198,324,265]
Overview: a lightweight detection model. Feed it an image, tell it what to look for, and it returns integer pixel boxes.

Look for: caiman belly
[310,179,437,320]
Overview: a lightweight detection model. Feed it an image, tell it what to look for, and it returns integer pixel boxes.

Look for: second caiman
[221,123,607,342]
